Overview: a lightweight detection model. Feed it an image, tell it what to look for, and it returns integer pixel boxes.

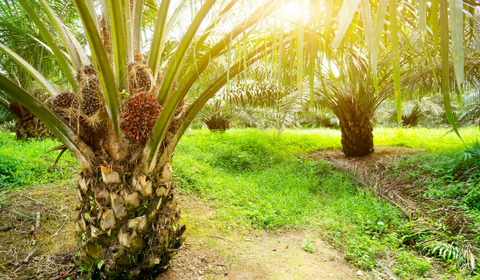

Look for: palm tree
[312,51,396,156]
[196,68,309,133]
[0,0,79,139]
[375,97,444,127]
[287,0,476,156]
[0,0,286,278]
[0,92,51,139]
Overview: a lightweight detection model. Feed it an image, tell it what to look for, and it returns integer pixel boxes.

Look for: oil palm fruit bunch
[121,92,162,141]
[80,78,102,117]
[128,62,153,93]
[53,92,78,110]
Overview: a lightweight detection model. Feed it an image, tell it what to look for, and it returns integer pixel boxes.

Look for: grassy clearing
[174,128,479,278]
[0,131,77,190]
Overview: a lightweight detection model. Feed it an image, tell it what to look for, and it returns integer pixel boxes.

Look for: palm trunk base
[74,162,185,279]
[340,119,374,157]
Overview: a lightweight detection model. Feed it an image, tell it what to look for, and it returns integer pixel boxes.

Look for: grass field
[0,127,479,278]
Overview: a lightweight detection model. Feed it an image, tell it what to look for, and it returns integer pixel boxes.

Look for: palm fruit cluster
[128,62,152,93]
[83,64,97,75]
[53,92,78,109]
[121,92,162,141]
[82,79,101,116]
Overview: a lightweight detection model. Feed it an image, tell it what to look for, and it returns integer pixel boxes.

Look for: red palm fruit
[121,92,162,141]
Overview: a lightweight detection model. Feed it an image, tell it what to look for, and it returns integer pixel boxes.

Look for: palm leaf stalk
[0,0,289,278]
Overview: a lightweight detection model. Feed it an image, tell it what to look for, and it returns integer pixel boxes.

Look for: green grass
[374,126,480,152]
[0,131,77,189]
[174,127,480,277]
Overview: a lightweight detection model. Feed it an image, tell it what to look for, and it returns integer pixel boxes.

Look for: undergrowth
[0,131,77,189]
[386,135,480,276]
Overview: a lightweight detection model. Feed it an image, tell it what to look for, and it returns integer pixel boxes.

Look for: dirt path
[158,197,358,280]
[0,183,360,279]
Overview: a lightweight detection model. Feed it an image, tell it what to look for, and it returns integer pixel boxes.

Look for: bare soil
[303,146,424,168]
[0,183,78,280]
[158,196,358,280]
[0,183,361,280]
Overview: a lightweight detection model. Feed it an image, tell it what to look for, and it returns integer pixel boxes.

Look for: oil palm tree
[313,51,396,156]
[0,92,51,139]
[292,0,476,156]
[375,97,444,127]
[0,0,80,139]
[0,0,287,278]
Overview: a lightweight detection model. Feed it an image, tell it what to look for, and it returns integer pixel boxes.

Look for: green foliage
[300,239,316,253]
[393,251,432,278]
[0,106,13,124]
[374,127,480,153]
[0,131,77,189]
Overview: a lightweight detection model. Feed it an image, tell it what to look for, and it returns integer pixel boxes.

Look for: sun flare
[279,1,306,19]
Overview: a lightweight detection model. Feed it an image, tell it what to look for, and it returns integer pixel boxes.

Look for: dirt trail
[157,197,358,280]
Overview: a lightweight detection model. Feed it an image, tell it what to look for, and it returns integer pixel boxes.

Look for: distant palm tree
[0,0,77,139]
[313,51,396,156]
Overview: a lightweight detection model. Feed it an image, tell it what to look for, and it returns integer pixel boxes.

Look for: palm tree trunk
[339,112,374,157]
[74,160,185,279]
[9,102,50,140]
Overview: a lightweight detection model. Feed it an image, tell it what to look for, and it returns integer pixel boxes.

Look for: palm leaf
[37,0,90,70]
[332,0,361,48]
[440,0,462,139]
[108,0,129,90]
[18,0,78,91]
[449,0,464,90]
[148,0,172,79]
[0,42,60,97]
[389,0,401,124]
[73,0,122,138]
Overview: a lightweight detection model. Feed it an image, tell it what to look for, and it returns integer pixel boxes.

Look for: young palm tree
[0,0,286,278]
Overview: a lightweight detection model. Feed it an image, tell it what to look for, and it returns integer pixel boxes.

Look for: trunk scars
[74,161,185,279]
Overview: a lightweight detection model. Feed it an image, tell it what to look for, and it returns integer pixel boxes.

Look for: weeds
[2,127,480,278]
[300,239,316,253]
[0,131,77,189]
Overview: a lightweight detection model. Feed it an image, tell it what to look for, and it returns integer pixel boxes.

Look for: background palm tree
[0,0,291,278]
[312,52,396,156]
[0,0,78,139]
[375,97,445,127]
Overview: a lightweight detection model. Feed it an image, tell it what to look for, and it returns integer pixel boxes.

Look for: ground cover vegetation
[174,128,480,277]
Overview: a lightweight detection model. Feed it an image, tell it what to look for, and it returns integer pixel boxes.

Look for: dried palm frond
[325,156,480,272]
